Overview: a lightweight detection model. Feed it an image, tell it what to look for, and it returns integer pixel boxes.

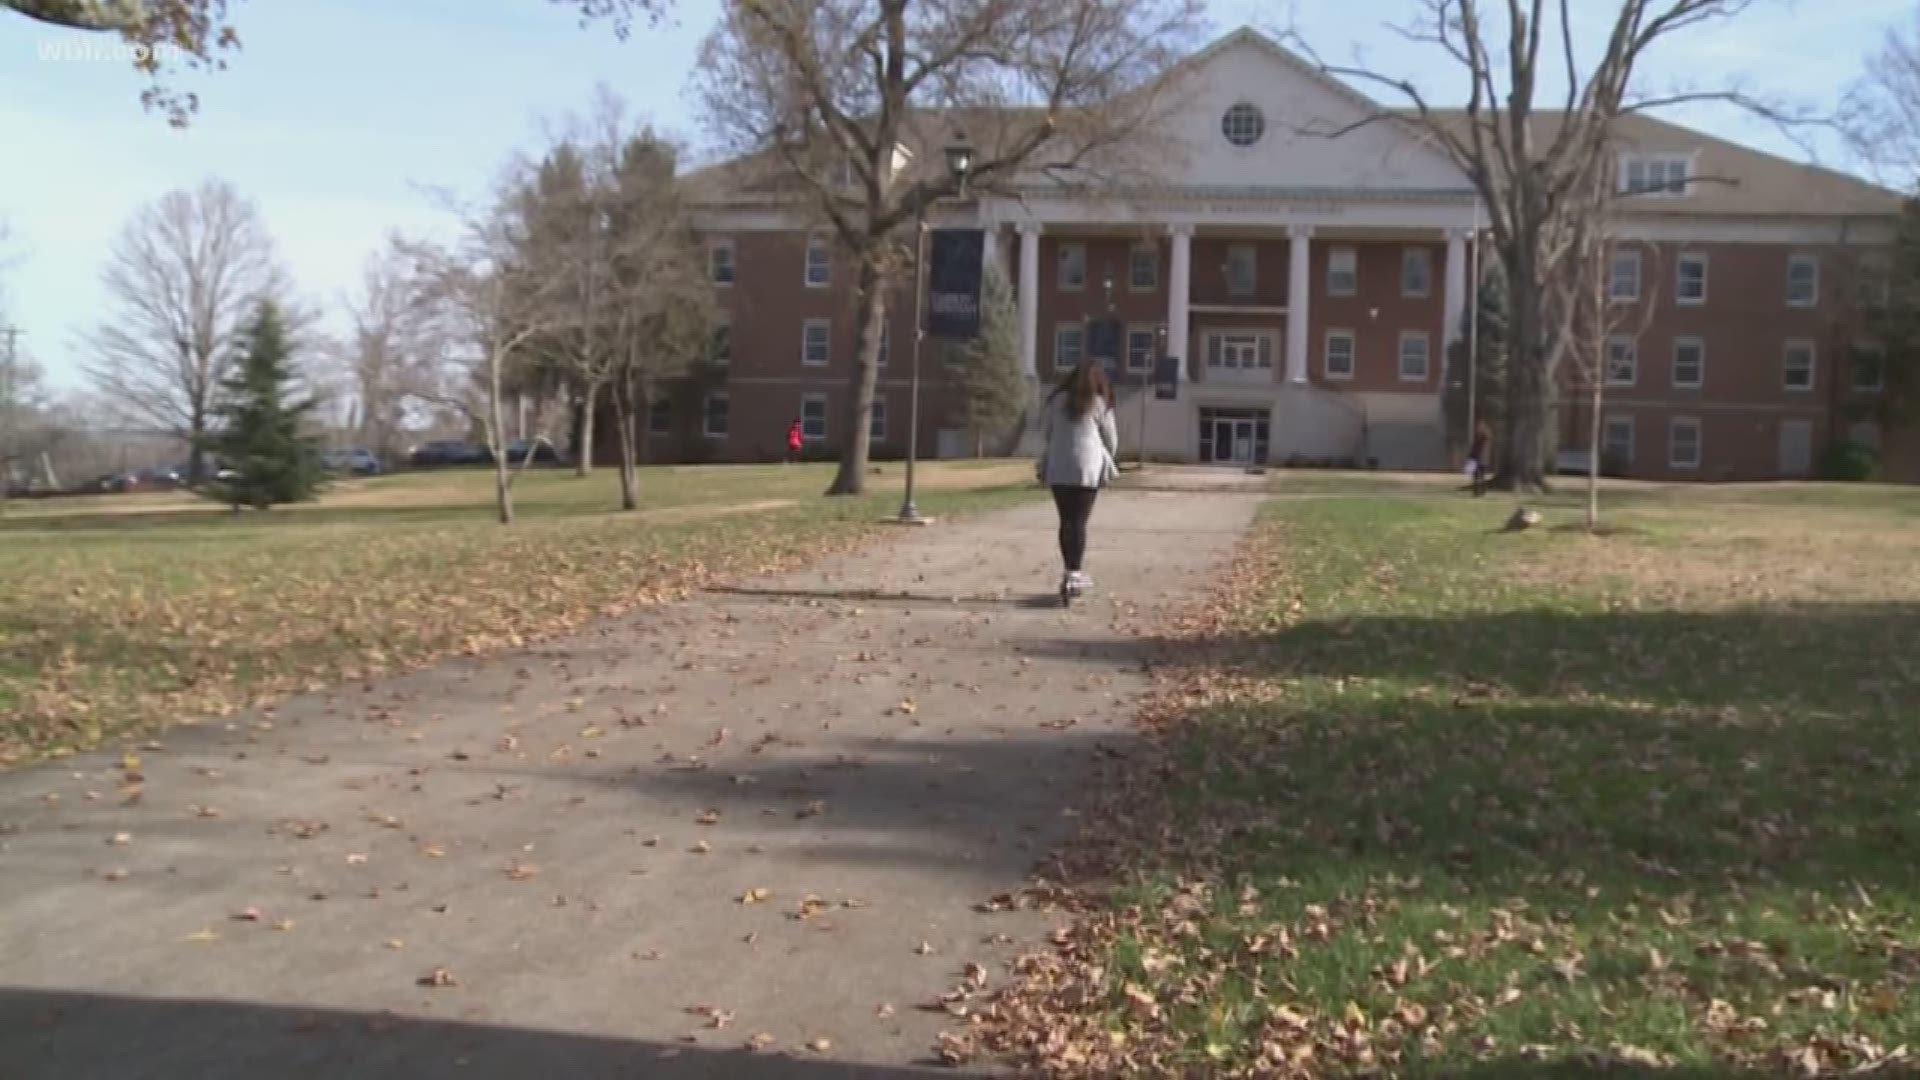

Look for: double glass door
[1199,408,1270,465]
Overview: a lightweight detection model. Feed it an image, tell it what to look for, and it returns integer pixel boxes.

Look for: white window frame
[1397,331,1430,382]
[1668,416,1701,470]
[1602,415,1635,466]
[1609,249,1642,303]
[1323,329,1356,380]
[1053,323,1085,370]
[648,396,672,437]
[702,391,730,439]
[869,398,888,442]
[1203,330,1275,372]
[1226,243,1258,299]
[1853,343,1887,393]
[708,239,736,286]
[1056,242,1087,291]
[710,317,732,367]
[1327,245,1358,297]
[1400,247,1432,299]
[1128,245,1159,292]
[1670,336,1704,390]
[1783,339,1816,392]
[1605,335,1637,387]
[1124,325,1158,372]
[1676,253,1709,306]
[799,392,829,442]
[801,319,831,367]
[1786,253,1819,308]
[1619,153,1692,197]
[804,236,831,288]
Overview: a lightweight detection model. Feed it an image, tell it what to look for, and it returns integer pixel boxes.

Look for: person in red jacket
[786,419,804,464]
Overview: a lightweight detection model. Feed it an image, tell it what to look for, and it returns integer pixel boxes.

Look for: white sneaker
[1067,571,1092,590]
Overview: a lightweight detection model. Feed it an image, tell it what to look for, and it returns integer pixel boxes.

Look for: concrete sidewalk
[0,490,1257,1079]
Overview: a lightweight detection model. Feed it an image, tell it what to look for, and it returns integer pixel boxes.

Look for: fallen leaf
[385,939,405,950]
[807,1037,832,1053]
[689,840,711,854]
[272,918,295,931]
[746,1032,776,1051]
[739,888,772,905]
[181,929,219,943]
[107,832,132,846]
[231,906,263,922]
[417,968,458,988]
[345,853,368,866]
[695,809,720,825]
[504,864,538,881]
[915,941,936,956]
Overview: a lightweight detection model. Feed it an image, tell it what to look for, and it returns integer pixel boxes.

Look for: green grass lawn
[0,462,1034,765]
[993,486,1920,1077]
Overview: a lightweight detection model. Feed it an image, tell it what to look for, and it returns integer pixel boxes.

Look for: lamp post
[897,137,974,524]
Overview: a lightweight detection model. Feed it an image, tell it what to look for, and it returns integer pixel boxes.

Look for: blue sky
[0,0,1910,387]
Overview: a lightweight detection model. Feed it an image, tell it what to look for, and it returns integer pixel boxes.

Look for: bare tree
[342,243,431,464]
[83,179,293,486]
[1843,5,1920,191]
[697,0,1204,496]
[602,132,719,510]
[1294,0,1797,491]
[399,180,571,525]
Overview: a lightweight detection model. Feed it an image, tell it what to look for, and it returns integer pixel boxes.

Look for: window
[1676,253,1708,305]
[1853,344,1886,392]
[1668,417,1701,469]
[804,236,831,288]
[1605,336,1637,386]
[1221,102,1265,147]
[1398,331,1430,381]
[1125,326,1157,372]
[1786,254,1818,308]
[1849,420,1883,450]
[708,240,736,286]
[1324,330,1356,380]
[703,392,730,438]
[1620,154,1690,195]
[1327,246,1358,297]
[1609,249,1642,302]
[1783,340,1816,391]
[800,393,828,441]
[709,318,731,366]
[1857,263,1892,309]
[870,398,888,442]
[1054,323,1084,369]
[1205,332,1273,370]
[1226,244,1257,298]
[833,157,858,188]
[648,397,672,436]
[1057,242,1086,291]
[801,319,830,366]
[1602,415,1635,467]
[1400,247,1432,298]
[877,322,890,366]
[1128,245,1159,291]
[1671,337,1704,389]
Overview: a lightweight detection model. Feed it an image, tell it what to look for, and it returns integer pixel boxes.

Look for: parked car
[410,440,488,468]
[502,437,564,467]
[320,448,383,476]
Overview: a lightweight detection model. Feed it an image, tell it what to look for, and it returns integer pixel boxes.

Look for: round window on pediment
[1221,102,1265,147]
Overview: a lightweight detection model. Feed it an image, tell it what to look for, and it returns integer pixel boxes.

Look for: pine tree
[1444,263,1509,458]
[945,264,1029,456]
[209,301,321,509]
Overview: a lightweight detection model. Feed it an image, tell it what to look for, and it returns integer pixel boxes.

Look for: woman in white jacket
[1036,359,1119,594]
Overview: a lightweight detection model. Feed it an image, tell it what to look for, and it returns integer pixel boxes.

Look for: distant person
[786,419,804,464]
[1466,421,1493,497]
[1036,359,1119,597]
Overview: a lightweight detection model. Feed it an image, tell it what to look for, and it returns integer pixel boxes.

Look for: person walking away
[786,419,804,465]
[1036,359,1119,594]
[1466,420,1493,497]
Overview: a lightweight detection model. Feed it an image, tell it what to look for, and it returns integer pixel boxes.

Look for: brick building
[654,27,1911,481]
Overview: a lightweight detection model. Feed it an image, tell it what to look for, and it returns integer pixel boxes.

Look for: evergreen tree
[1871,196,1920,429]
[945,264,1029,456]
[1444,263,1509,457]
[209,301,320,509]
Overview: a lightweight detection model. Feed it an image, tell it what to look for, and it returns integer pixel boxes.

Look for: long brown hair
[1052,359,1115,420]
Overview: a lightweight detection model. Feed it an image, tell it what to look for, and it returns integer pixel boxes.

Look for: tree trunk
[827,257,888,496]
[575,382,597,478]
[1587,373,1602,531]
[613,381,639,511]
[489,350,514,526]
[1495,254,1550,493]
[187,406,207,487]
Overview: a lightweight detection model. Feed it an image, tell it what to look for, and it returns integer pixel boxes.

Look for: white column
[1443,228,1469,349]
[1167,224,1192,381]
[1016,224,1040,379]
[1286,225,1312,384]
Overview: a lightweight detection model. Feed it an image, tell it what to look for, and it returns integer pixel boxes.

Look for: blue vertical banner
[926,229,984,341]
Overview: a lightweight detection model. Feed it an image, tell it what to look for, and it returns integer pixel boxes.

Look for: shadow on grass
[0,988,951,1080]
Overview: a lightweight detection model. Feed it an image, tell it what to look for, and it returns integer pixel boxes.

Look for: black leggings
[1050,485,1099,572]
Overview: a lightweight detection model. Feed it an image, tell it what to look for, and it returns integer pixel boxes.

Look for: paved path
[0,491,1258,1079]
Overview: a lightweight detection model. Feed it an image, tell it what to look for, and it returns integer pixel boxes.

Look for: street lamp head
[943,140,973,183]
